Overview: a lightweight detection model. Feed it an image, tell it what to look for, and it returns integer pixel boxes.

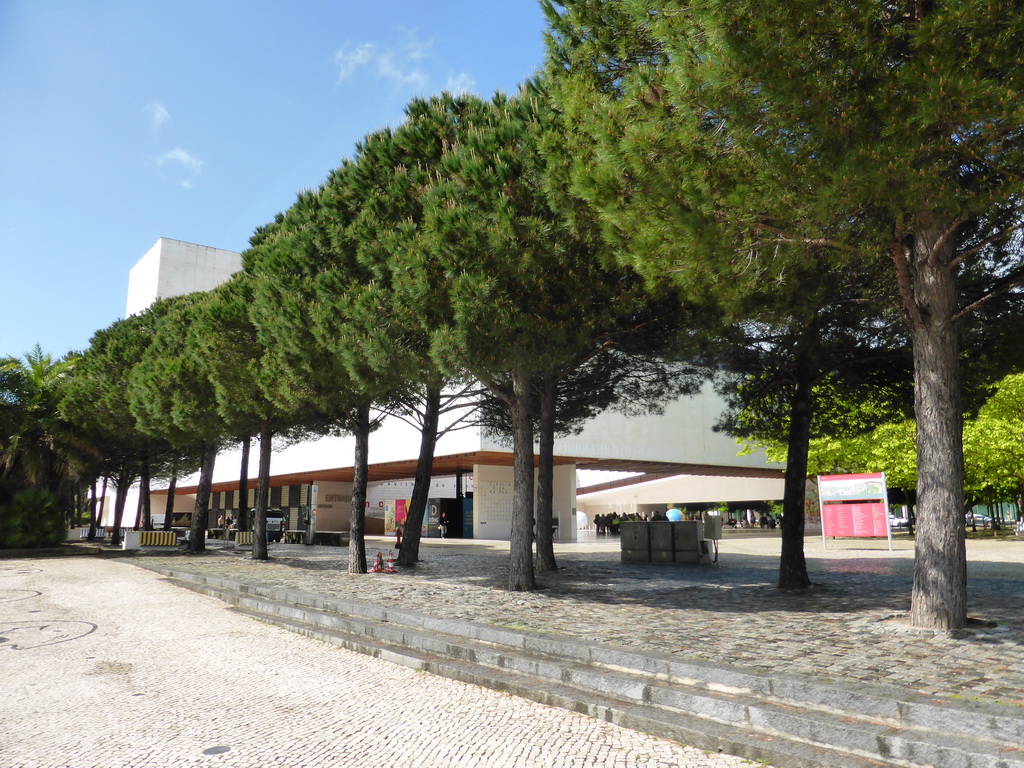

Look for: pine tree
[546,0,1024,628]
[128,294,227,552]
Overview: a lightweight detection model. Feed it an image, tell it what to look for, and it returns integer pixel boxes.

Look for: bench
[121,530,179,551]
[284,530,305,544]
[234,531,255,550]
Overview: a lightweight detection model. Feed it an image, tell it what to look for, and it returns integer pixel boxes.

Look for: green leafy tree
[61,312,180,547]
[544,3,907,588]
[715,280,910,586]
[329,123,483,568]
[963,374,1024,515]
[545,0,1024,629]
[758,375,1024,529]
[480,313,707,571]
[194,274,331,560]
[407,91,576,589]
[247,182,393,574]
[1,347,83,503]
[0,347,82,546]
[0,487,66,548]
[402,90,702,587]
[128,294,227,552]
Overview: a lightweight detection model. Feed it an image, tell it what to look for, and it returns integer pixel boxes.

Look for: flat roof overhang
[158,450,784,497]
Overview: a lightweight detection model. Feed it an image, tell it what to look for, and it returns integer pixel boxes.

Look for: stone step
[156,569,1024,768]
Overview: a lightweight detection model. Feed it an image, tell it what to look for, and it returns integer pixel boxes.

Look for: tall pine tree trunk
[187,442,217,553]
[535,373,558,572]
[909,223,967,630]
[139,452,152,531]
[252,424,273,561]
[779,354,813,589]
[237,435,251,532]
[348,403,370,574]
[109,472,132,547]
[509,370,537,591]
[398,387,441,567]
[74,485,84,527]
[162,465,176,532]
[87,476,105,540]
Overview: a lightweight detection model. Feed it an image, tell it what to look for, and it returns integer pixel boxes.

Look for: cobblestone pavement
[136,530,1024,708]
[1,557,755,768]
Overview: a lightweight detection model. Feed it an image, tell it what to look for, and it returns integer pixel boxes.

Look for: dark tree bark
[237,436,251,532]
[186,442,217,553]
[909,224,967,630]
[348,403,371,574]
[397,387,441,567]
[509,370,537,591]
[535,372,558,573]
[162,465,177,532]
[139,453,152,531]
[779,355,814,589]
[109,472,132,547]
[252,424,273,561]
[87,475,106,540]
[73,486,84,527]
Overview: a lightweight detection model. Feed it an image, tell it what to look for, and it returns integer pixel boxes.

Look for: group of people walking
[592,512,621,535]
[593,510,688,533]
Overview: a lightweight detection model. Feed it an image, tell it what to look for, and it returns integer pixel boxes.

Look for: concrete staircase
[148,566,1024,768]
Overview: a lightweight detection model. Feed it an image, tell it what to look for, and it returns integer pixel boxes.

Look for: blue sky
[0,1,549,360]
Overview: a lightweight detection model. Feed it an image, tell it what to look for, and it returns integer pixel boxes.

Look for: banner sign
[818,472,892,549]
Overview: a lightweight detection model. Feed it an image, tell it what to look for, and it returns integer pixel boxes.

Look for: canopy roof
[161,450,783,496]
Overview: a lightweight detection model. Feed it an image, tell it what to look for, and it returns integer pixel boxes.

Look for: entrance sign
[818,472,893,550]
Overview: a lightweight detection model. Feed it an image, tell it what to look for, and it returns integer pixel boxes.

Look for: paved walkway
[5,531,1022,767]
[1,556,753,768]
[138,530,1024,707]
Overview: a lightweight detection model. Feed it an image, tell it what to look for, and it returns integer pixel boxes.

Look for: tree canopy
[545,0,1024,628]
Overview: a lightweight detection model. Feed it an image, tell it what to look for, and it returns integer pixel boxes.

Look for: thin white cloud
[152,147,203,188]
[445,72,476,95]
[335,30,433,91]
[335,43,375,81]
[376,50,429,89]
[147,101,170,129]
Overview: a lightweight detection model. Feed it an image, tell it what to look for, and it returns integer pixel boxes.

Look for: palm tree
[0,346,82,499]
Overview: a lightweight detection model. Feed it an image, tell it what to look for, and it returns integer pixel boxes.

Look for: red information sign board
[818,473,892,549]
[821,502,888,537]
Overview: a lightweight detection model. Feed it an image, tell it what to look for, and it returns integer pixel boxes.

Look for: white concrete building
[126,238,242,317]
[126,238,784,541]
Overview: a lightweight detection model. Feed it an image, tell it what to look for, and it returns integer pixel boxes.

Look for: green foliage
[194,274,328,441]
[0,487,66,549]
[546,0,1024,621]
[1,346,85,504]
[720,346,914,443]
[62,314,158,480]
[964,373,1024,502]
[547,0,1024,396]
[246,180,390,427]
[750,372,1024,500]
[127,294,225,449]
